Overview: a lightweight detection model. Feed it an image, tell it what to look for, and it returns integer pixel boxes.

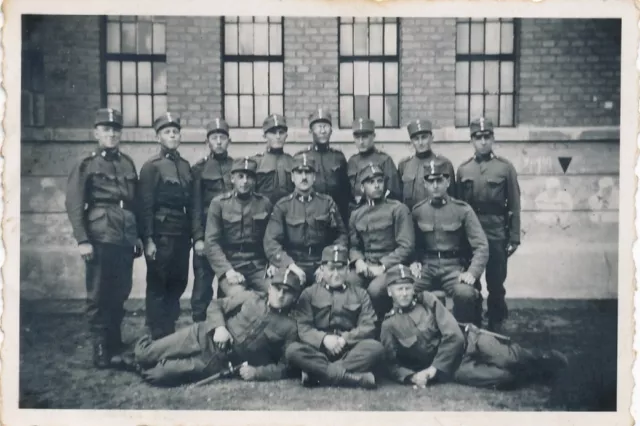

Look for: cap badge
[369,162,375,174]
[273,114,279,127]
[107,108,114,122]
[215,118,220,128]
[479,117,485,131]
[166,112,173,122]
[399,265,407,279]
[429,160,436,175]
[417,121,421,131]
[244,156,249,170]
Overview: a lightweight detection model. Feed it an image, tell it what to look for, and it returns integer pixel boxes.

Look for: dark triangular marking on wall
[558,157,572,174]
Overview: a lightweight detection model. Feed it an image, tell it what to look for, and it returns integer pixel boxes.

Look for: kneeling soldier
[286,245,385,389]
[381,265,569,390]
[126,269,301,386]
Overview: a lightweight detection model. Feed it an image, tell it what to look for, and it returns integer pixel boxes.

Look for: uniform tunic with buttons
[252,150,295,205]
[398,152,456,210]
[347,149,402,203]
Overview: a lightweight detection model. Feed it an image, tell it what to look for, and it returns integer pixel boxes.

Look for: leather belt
[424,250,460,259]
[91,199,134,211]
[470,202,506,215]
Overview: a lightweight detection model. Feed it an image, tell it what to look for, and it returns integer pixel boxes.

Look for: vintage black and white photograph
[3,0,636,423]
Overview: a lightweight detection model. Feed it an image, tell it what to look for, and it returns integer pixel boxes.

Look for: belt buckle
[119,200,124,208]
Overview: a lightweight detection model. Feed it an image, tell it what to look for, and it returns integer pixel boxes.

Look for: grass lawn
[19,299,617,411]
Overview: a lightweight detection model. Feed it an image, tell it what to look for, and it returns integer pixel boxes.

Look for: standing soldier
[286,245,385,389]
[190,118,234,322]
[65,108,143,368]
[410,159,489,325]
[263,153,348,286]
[253,114,295,204]
[347,118,402,204]
[139,112,192,340]
[295,108,352,225]
[348,163,414,326]
[456,118,521,333]
[204,157,273,298]
[399,119,456,210]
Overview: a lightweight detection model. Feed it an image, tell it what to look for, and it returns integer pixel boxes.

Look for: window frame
[22,15,46,128]
[337,17,401,129]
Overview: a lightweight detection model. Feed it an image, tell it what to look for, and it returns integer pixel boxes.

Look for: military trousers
[191,253,215,322]
[348,271,392,320]
[481,239,509,323]
[285,339,385,383]
[415,260,480,324]
[217,260,269,298]
[85,242,134,351]
[145,235,191,339]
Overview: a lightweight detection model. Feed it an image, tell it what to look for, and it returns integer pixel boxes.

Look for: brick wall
[518,19,621,126]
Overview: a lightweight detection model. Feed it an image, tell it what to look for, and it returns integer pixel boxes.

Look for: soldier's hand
[335,336,347,353]
[423,365,438,381]
[368,265,385,277]
[354,259,369,276]
[78,242,94,262]
[213,326,232,351]
[266,264,278,278]
[410,262,422,278]
[287,263,307,284]
[134,238,144,258]
[239,363,258,381]
[506,242,519,257]
[410,371,428,388]
[141,366,165,385]
[194,240,205,257]
[322,334,341,355]
[144,239,157,261]
[459,271,475,286]
[226,269,245,286]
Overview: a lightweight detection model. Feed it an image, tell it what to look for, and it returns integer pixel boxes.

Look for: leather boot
[301,371,322,388]
[93,341,110,369]
[339,372,377,389]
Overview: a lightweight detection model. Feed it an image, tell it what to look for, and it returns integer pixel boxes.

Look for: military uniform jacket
[412,196,489,278]
[347,149,402,203]
[398,152,456,209]
[65,148,139,247]
[252,151,295,205]
[456,154,521,243]
[203,290,298,381]
[264,191,348,267]
[348,199,415,269]
[381,291,465,383]
[295,144,352,225]
[204,191,273,278]
[138,149,192,239]
[191,153,234,242]
[294,283,377,349]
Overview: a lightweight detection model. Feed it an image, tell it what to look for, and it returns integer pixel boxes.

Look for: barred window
[22,15,45,127]
[338,17,400,128]
[102,15,167,127]
[222,17,284,128]
[455,18,517,127]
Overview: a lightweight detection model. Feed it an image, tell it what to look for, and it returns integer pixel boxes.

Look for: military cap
[309,108,332,128]
[94,108,123,128]
[359,162,385,184]
[470,117,494,136]
[424,158,451,180]
[271,268,303,292]
[263,113,288,133]
[352,117,376,135]
[153,112,182,133]
[386,264,415,287]
[230,156,258,175]
[292,152,317,172]
[206,118,230,137]
[321,245,349,265]
[407,119,433,138]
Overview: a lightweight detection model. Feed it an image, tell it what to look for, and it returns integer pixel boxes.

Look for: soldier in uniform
[263,153,348,287]
[66,108,143,368]
[295,108,352,225]
[253,114,295,204]
[285,245,385,389]
[204,157,273,298]
[139,112,193,339]
[381,265,568,390]
[348,163,415,325]
[410,158,489,325]
[347,118,402,204]
[124,269,301,386]
[399,119,456,210]
[190,118,234,322]
[456,118,521,333]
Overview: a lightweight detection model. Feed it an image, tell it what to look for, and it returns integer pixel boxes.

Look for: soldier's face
[471,131,494,155]
[310,122,332,144]
[231,171,256,194]
[425,176,450,198]
[411,132,433,153]
[157,126,182,151]
[94,124,122,149]
[291,169,316,192]
[362,176,385,199]
[268,284,297,310]
[264,128,288,149]
[354,132,375,152]
[207,132,230,155]
[387,283,415,308]
[322,263,348,287]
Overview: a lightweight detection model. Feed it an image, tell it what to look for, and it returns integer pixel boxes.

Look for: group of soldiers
[65,107,568,391]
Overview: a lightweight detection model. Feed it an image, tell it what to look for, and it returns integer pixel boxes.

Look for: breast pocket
[310,300,332,328]
[90,172,118,198]
[396,334,419,351]
[310,213,331,243]
[486,177,506,202]
[123,173,137,198]
[86,207,109,240]
[202,177,227,204]
[364,217,394,248]
[459,177,474,203]
[343,303,362,323]
[285,216,306,245]
[251,212,269,240]
[222,212,244,241]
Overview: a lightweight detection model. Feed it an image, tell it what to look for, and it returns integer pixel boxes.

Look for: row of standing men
[65,107,521,370]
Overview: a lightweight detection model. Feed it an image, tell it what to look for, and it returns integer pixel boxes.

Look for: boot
[107,327,126,355]
[339,372,377,389]
[93,341,110,369]
[301,371,322,388]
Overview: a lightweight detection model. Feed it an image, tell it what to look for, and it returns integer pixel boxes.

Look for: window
[22,15,45,127]
[455,18,516,127]
[102,15,167,127]
[338,17,399,129]
[222,17,284,128]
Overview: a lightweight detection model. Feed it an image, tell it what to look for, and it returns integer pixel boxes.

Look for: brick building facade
[20,15,621,300]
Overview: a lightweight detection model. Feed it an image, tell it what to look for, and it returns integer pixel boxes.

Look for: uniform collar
[234,190,252,201]
[211,151,229,161]
[360,147,376,157]
[366,197,384,206]
[295,191,314,203]
[475,152,495,162]
[162,147,180,161]
[314,143,330,152]
[429,196,448,207]
[324,283,347,292]
[267,147,284,155]
[415,149,434,160]
[389,299,418,315]
[99,148,121,160]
